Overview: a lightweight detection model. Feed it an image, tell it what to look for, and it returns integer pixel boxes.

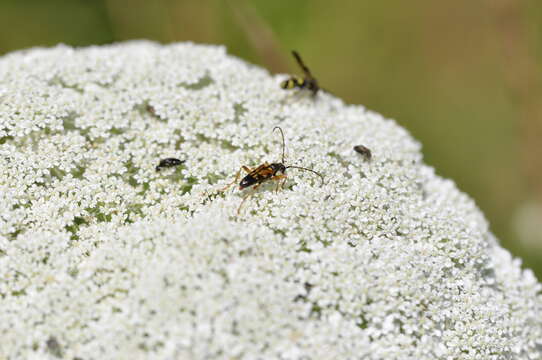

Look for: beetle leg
[272,174,287,192]
[220,167,246,192]
[237,183,260,215]
[280,177,287,191]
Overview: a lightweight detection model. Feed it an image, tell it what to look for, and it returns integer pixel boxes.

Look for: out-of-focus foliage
[0,0,540,278]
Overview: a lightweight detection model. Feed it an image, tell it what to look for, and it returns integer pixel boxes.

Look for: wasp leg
[220,166,252,192]
[237,183,260,215]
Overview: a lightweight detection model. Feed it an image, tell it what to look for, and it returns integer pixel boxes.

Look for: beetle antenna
[285,165,324,186]
[273,126,286,164]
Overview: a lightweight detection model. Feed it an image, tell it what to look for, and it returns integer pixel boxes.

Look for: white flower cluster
[0,41,540,360]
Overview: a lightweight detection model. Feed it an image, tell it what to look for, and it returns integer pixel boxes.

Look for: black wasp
[281,50,320,97]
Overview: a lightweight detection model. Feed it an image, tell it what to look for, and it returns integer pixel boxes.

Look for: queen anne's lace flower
[0,41,540,360]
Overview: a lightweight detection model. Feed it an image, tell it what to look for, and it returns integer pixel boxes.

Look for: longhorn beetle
[280,50,320,97]
[221,126,324,214]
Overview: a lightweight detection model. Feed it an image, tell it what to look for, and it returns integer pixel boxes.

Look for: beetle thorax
[270,163,286,175]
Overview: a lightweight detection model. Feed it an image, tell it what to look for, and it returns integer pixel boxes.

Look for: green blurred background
[1,0,541,278]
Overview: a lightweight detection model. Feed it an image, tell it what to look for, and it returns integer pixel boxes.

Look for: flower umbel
[0,42,540,359]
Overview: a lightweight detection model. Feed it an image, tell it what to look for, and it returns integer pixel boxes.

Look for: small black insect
[156,157,185,172]
[221,126,324,214]
[280,50,319,97]
[46,336,63,358]
[146,104,156,116]
[354,145,372,161]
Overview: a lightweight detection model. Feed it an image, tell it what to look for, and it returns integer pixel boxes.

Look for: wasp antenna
[286,165,324,186]
[273,126,286,163]
[291,50,312,77]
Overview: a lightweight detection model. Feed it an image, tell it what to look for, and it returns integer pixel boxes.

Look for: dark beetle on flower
[155,158,185,172]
